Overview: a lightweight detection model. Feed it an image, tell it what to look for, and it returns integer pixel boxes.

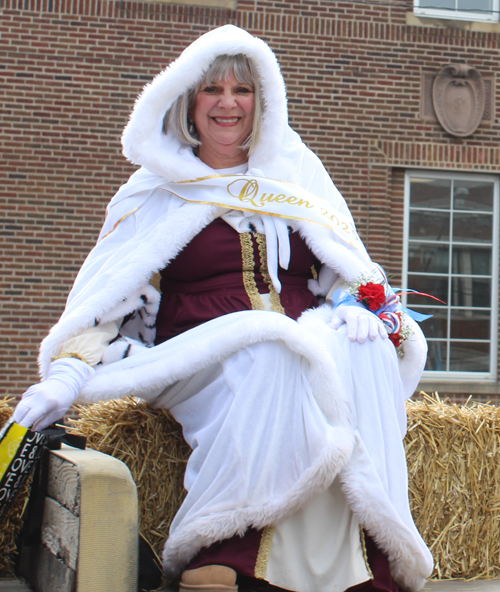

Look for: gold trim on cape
[255,526,276,580]
[100,207,139,240]
[51,352,92,366]
[149,272,162,294]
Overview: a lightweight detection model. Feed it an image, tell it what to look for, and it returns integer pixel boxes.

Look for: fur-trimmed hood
[122,25,289,183]
[119,25,355,221]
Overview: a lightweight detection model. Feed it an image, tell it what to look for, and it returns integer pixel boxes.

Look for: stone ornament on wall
[432,64,486,137]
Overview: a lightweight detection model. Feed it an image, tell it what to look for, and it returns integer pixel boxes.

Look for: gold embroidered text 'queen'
[160,175,363,251]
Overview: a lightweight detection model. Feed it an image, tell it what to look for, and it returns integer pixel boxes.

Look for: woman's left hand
[13,357,94,431]
[330,305,388,344]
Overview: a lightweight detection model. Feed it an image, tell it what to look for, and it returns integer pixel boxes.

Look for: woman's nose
[218,91,237,108]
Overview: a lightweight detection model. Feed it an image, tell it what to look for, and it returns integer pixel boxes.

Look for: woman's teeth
[214,117,239,123]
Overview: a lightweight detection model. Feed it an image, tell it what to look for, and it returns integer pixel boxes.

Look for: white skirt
[80,308,433,591]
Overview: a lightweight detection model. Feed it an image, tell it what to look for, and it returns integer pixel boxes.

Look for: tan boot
[179,565,238,591]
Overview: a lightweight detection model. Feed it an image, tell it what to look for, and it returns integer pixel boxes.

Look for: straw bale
[71,395,500,581]
[406,393,500,580]
[0,399,31,577]
[69,398,190,560]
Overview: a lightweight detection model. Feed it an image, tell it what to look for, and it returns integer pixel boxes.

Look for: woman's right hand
[13,358,94,431]
[330,304,388,344]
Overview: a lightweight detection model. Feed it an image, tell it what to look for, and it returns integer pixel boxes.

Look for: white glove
[331,305,388,344]
[13,358,95,431]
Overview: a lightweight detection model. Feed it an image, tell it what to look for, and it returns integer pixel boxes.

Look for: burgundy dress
[155,218,398,592]
[155,217,319,344]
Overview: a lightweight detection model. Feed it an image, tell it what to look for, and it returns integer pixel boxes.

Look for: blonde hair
[165,54,262,153]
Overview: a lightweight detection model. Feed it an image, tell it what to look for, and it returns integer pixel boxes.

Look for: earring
[188,119,196,136]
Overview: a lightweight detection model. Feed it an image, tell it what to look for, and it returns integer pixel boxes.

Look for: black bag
[138,533,164,592]
[19,424,86,546]
[0,420,48,522]
[3,420,163,591]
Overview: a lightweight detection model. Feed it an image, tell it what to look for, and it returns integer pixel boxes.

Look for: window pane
[410,178,451,209]
[415,307,448,339]
[406,172,497,376]
[418,0,493,10]
[451,277,491,308]
[408,243,449,274]
[453,213,492,243]
[419,0,455,9]
[407,274,448,306]
[450,309,491,340]
[409,211,450,241]
[425,341,448,371]
[452,246,492,276]
[458,0,492,10]
[454,180,494,212]
[450,342,490,372]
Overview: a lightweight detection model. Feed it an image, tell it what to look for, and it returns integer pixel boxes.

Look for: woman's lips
[212,117,240,126]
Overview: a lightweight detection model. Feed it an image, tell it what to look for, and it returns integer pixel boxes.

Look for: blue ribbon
[332,288,433,322]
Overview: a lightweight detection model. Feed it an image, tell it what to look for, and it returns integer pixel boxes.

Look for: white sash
[160,175,363,252]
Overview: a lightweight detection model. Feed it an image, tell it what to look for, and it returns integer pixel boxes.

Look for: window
[414,0,499,22]
[403,172,499,379]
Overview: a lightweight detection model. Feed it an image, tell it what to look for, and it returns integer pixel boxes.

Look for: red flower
[389,332,402,348]
[357,282,386,311]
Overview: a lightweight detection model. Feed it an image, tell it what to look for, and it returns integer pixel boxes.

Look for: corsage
[333,266,433,357]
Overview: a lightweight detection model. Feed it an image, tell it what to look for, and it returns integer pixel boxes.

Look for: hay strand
[406,392,500,580]
[3,393,500,581]
[73,394,500,581]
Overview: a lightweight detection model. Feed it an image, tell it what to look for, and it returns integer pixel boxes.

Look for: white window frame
[414,0,499,23]
[403,170,499,381]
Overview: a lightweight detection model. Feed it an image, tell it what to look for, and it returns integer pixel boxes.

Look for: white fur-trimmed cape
[39,23,427,395]
[37,25,432,590]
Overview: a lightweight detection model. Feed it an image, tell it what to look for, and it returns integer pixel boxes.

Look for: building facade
[2,0,500,402]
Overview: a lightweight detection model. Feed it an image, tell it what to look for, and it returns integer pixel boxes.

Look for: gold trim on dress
[255,233,285,315]
[254,526,276,580]
[239,233,265,311]
[51,352,92,366]
[359,527,374,580]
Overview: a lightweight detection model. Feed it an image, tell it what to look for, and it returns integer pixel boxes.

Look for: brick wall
[2,0,500,401]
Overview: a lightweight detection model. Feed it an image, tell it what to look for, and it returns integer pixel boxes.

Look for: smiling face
[192,71,255,169]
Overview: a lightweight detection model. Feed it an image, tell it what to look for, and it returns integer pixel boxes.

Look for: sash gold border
[160,186,320,225]
[158,174,362,250]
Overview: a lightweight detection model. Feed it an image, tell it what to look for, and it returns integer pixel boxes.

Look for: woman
[14,25,432,592]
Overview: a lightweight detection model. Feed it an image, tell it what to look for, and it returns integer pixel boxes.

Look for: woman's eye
[236,87,253,94]
[202,86,217,94]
